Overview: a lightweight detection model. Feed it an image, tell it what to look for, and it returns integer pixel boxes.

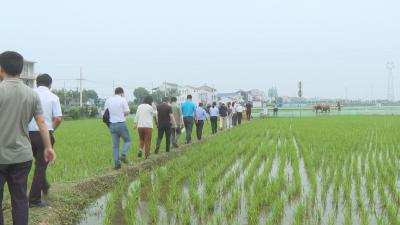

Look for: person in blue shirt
[195,103,208,141]
[181,95,197,144]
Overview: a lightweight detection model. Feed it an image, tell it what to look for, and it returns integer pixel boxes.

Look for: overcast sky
[1,0,399,100]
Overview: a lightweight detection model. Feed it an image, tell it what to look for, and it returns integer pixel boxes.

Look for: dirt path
[3,142,198,225]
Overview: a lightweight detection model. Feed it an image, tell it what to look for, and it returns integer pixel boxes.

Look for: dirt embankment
[3,145,193,225]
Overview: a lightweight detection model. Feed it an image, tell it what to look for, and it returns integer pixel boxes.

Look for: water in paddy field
[77,193,111,225]
[76,130,400,225]
[255,106,400,117]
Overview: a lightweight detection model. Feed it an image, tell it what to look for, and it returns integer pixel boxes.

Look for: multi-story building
[156,82,218,105]
[21,60,36,88]
[197,85,218,105]
[217,92,244,103]
[218,89,266,107]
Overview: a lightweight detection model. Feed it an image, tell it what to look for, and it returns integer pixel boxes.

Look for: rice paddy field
[44,118,212,183]
[70,116,400,225]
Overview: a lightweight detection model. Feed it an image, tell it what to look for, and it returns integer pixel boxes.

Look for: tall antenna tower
[387,61,395,102]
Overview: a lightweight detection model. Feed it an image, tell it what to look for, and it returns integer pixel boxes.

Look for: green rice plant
[266,196,284,225]
[177,198,192,225]
[96,116,400,225]
[344,201,352,225]
[189,183,201,213]
[387,202,400,225]
[292,201,306,225]
[246,199,259,225]
[103,176,129,225]
[223,188,241,224]
[360,209,369,225]
[124,182,140,225]
[148,176,160,225]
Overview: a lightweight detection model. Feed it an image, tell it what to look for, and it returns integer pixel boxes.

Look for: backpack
[103,109,110,127]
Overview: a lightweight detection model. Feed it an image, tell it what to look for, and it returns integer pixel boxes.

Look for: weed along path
[6,116,399,225]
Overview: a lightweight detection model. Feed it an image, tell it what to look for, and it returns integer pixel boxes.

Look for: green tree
[151,88,179,104]
[166,88,179,99]
[268,87,278,102]
[82,89,99,105]
[53,89,100,107]
[133,87,151,105]
[151,90,165,104]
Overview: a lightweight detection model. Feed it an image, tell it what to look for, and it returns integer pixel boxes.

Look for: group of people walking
[0,50,255,225]
[105,90,254,169]
[209,101,248,134]
[0,51,59,225]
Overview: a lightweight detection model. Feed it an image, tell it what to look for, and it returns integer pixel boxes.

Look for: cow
[313,104,331,114]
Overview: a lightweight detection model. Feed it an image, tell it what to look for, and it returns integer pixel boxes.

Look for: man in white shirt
[28,74,62,208]
[104,87,131,169]
[235,103,243,125]
[209,102,219,134]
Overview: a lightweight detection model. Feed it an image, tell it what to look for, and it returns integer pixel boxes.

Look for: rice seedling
[69,116,400,225]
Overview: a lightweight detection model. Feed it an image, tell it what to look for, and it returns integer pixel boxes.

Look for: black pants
[0,161,32,225]
[210,116,218,134]
[232,114,238,126]
[247,110,252,120]
[237,112,243,125]
[156,124,172,152]
[29,131,54,205]
[196,120,204,140]
[183,117,194,144]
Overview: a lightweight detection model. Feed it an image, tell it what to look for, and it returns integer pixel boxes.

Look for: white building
[197,85,218,105]
[248,89,266,108]
[217,92,244,103]
[157,82,217,105]
[21,60,36,88]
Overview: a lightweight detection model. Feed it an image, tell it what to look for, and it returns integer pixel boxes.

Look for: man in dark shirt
[219,103,228,130]
[155,97,177,153]
[246,101,253,120]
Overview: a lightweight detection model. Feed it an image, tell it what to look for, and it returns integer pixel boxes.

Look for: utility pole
[164,81,167,97]
[79,67,83,107]
[112,80,115,94]
[298,81,303,118]
[370,84,374,104]
[63,80,67,106]
[387,61,395,102]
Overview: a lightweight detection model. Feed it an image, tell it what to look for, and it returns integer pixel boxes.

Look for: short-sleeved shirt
[105,95,129,123]
[0,79,42,164]
[135,104,157,128]
[246,103,253,111]
[181,100,197,118]
[210,107,219,117]
[29,86,62,131]
[170,103,182,126]
[236,105,243,113]
[219,106,228,117]
[157,103,173,127]
[196,107,208,121]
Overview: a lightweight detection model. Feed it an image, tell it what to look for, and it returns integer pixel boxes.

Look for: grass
[17,115,400,225]
[47,118,213,184]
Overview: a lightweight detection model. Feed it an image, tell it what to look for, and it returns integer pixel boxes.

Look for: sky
[1,0,400,100]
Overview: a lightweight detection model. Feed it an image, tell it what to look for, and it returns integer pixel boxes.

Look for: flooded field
[78,116,400,225]
[258,106,400,118]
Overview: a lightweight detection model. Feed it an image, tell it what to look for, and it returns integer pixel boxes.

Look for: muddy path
[2,138,212,225]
